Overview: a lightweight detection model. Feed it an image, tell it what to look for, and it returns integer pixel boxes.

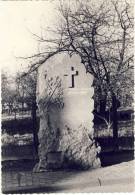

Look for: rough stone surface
[34,54,101,171]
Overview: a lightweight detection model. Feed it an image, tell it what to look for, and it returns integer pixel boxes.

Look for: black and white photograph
[0,0,134,193]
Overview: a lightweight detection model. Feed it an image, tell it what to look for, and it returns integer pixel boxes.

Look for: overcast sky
[0,0,133,75]
[0,0,59,75]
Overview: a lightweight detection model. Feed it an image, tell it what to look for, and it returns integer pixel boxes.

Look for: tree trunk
[99,98,106,116]
[111,93,118,150]
[31,102,39,154]
[14,109,17,120]
[98,86,107,116]
[22,102,24,116]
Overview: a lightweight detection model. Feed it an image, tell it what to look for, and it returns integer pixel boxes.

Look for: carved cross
[64,66,79,88]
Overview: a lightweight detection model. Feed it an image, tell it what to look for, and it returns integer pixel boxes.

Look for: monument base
[33,125,101,172]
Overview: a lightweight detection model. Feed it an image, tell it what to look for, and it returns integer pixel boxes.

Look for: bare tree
[16,71,39,153]
[1,72,9,113]
[22,0,133,149]
[1,72,19,118]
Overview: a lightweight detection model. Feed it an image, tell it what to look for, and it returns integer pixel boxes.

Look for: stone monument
[34,53,101,171]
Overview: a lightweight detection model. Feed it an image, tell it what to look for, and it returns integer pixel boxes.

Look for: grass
[94,120,134,137]
[1,133,33,146]
[1,117,134,172]
[1,116,134,146]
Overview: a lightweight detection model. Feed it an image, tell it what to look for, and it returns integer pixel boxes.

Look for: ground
[2,115,134,193]
[2,160,134,193]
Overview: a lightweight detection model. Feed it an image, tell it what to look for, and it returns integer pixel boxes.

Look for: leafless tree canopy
[18,0,133,145]
[24,0,133,97]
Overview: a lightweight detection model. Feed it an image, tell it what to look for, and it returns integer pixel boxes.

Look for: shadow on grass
[2,169,87,194]
[2,148,134,194]
[3,186,65,194]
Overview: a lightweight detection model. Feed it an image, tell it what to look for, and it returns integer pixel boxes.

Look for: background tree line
[1,71,39,153]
